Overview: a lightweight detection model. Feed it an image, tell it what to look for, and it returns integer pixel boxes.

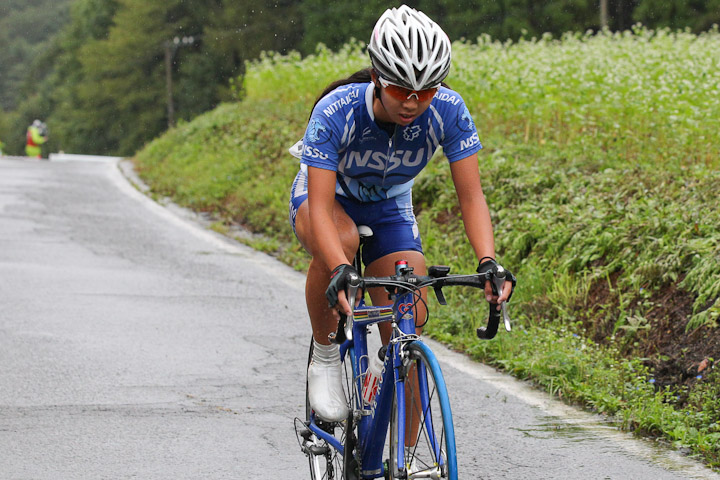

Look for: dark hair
[309,67,451,117]
[311,67,373,114]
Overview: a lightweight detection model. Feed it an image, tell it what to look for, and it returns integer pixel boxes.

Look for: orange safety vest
[27,128,38,147]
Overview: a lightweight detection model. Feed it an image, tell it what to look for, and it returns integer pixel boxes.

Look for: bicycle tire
[342,345,361,480]
[304,338,357,480]
[387,341,457,480]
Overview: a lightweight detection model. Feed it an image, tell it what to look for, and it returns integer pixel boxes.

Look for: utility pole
[600,0,608,29]
[163,36,195,128]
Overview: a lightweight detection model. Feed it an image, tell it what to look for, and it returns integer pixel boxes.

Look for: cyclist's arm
[30,127,46,145]
[449,153,512,304]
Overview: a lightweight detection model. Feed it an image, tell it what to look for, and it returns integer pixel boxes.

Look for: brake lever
[491,266,512,332]
[328,314,347,345]
[477,266,512,339]
[328,273,361,344]
[345,281,359,342]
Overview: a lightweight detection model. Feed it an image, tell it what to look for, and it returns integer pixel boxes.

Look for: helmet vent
[391,37,405,60]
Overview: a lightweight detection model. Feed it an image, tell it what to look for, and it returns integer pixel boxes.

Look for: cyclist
[289,5,515,422]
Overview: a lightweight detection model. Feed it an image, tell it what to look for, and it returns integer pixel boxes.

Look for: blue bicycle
[296,233,511,479]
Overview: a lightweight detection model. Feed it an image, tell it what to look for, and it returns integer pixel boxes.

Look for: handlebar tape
[477,304,500,339]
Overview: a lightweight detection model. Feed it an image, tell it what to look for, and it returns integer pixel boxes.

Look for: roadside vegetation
[133,28,720,468]
[4,0,719,157]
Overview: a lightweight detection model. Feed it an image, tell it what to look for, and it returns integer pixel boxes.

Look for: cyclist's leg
[388,341,457,479]
[294,198,359,345]
[291,171,359,424]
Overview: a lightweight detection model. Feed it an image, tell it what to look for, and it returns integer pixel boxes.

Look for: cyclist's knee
[293,202,318,252]
[338,225,360,262]
[333,203,359,261]
[366,250,426,276]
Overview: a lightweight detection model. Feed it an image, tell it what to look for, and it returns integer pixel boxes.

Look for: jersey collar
[364,83,376,121]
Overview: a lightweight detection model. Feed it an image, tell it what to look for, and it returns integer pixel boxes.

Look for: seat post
[354,225,374,276]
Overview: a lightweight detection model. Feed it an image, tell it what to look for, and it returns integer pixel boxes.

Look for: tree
[35,0,301,155]
[20,0,121,155]
[0,0,72,110]
[204,0,303,71]
[69,0,175,154]
[634,0,720,32]
[299,0,387,54]
[46,0,228,155]
[6,0,720,156]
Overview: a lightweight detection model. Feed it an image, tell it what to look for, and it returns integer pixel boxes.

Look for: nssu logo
[457,105,480,150]
[343,148,427,172]
[460,133,480,151]
[303,145,329,160]
[402,125,421,141]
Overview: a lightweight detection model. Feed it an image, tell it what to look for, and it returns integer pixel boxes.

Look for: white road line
[108,159,306,291]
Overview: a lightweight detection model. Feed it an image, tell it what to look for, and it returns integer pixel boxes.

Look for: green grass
[133,27,720,468]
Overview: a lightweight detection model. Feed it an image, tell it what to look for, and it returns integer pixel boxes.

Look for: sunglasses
[378,77,438,103]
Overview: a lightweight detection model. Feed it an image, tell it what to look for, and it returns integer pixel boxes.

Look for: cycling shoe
[308,340,349,423]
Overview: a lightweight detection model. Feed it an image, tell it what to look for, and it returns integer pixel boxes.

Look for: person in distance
[26,119,49,159]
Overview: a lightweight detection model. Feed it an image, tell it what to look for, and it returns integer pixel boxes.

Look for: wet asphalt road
[0,156,718,479]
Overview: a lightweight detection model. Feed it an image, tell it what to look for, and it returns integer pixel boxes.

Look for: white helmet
[368,5,452,91]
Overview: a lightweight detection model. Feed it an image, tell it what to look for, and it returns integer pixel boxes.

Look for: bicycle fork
[396,347,446,480]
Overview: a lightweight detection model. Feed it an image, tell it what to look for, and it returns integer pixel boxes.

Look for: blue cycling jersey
[296,82,483,202]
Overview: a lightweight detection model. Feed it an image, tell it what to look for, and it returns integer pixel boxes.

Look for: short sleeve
[301,108,341,172]
[439,96,482,162]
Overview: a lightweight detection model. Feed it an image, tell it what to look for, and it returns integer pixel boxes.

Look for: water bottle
[362,347,385,405]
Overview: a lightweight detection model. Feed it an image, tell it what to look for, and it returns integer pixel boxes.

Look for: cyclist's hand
[477,259,516,310]
[325,264,361,319]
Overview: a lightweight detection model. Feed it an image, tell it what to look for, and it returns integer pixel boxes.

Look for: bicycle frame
[306,287,442,479]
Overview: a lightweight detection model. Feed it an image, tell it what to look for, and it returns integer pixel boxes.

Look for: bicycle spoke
[389,342,456,479]
[410,365,446,472]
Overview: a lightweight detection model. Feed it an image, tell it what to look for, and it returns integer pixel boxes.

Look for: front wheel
[387,341,457,480]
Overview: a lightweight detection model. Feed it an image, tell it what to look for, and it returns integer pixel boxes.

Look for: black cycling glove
[477,258,517,301]
[325,264,360,308]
